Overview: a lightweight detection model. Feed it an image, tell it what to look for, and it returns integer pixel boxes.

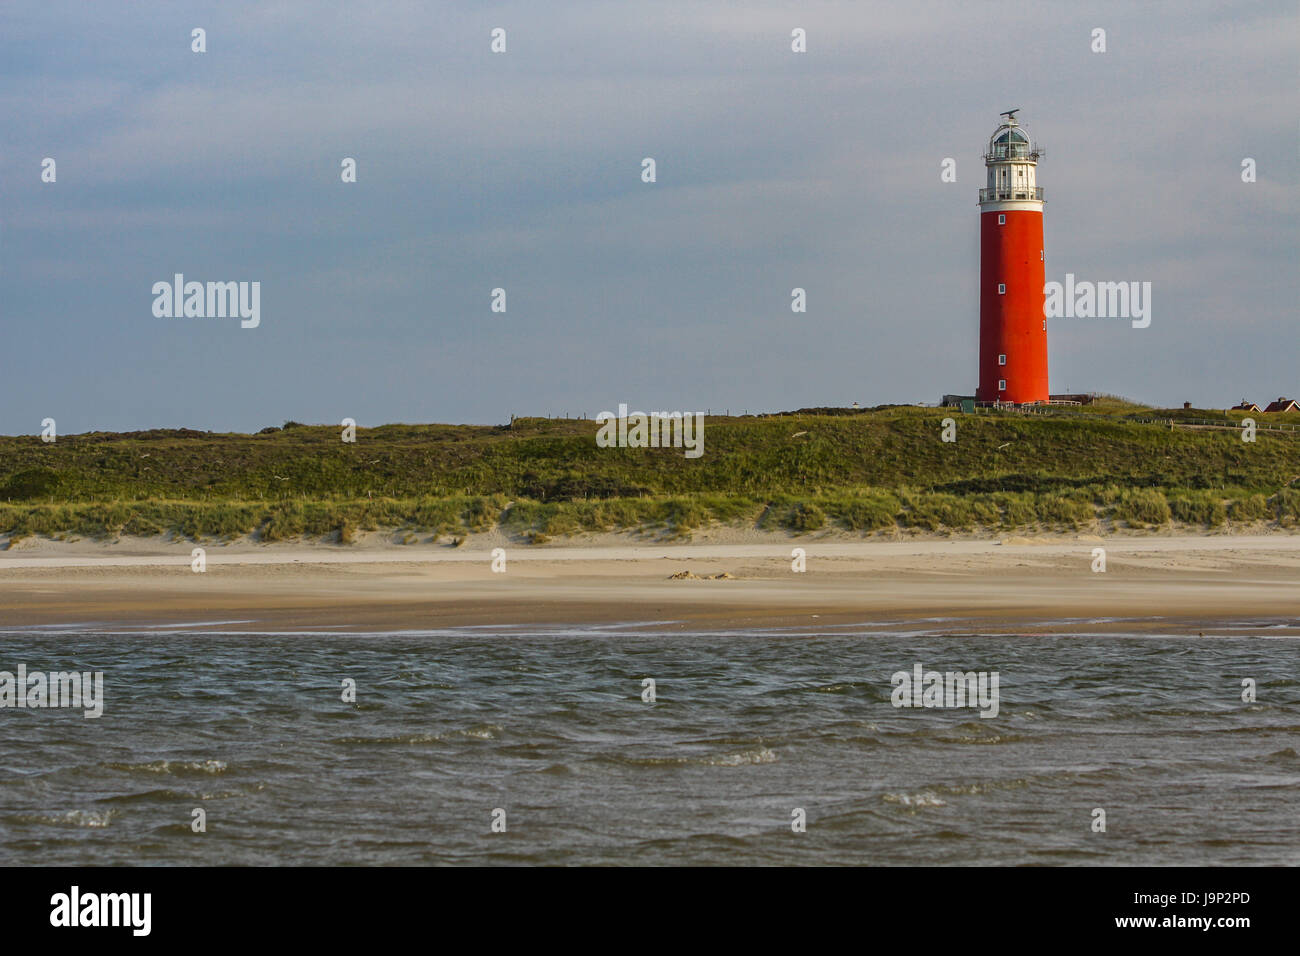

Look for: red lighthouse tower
[977,110,1048,404]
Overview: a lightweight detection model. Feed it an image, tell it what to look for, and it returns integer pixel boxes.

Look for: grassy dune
[2,402,1297,543]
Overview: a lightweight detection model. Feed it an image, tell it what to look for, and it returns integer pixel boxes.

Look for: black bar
[5,866,1283,942]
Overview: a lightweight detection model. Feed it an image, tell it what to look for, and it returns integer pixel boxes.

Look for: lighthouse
[977,110,1048,404]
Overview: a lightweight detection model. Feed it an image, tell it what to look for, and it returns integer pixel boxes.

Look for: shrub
[900,493,973,531]
[462,495,504,532]
[781,502,826,532]
[0,467,64,501]
[1169,491,1226,527]
[1091,484,1123,505]
[260,505,305,541]
[1035,494,1093,528]
[1269,488,1300,522]
[969,496,1001,526]
[121,513,164,537]
[1116,489,1171,527]
[657,498,710,533]
[993,493,1037,529]
[542,510,583,536]
[1227,495,1268,522]
[827,495,898,531]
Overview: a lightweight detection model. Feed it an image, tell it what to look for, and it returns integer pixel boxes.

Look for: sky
[2,0,1296,434]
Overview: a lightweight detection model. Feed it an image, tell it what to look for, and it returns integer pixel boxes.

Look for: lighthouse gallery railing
[979,186,1044,202]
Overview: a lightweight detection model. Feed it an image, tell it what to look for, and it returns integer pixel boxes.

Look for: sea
[1,623,1296,865]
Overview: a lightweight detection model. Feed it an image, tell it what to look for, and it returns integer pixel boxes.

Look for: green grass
[1,404,1296,542]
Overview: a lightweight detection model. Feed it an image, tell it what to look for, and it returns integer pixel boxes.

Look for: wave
[1261,747,1300,764]
[332,723,503,746]
[601,746,778,768]
[98,788,194,804]
[882,791,946,808]
[105,759,227,775]
[13,808,117,828]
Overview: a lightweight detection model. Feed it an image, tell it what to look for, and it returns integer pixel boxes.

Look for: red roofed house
[1263,397,1298,413]
[1231,400,1261,412]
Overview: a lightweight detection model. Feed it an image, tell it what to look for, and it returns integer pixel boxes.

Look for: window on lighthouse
[998,354,1007,366]
[998,283,1006,294]
[998,379,1007,391]
[998,214,1006,225]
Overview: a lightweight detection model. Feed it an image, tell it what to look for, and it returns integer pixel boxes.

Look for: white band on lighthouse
[979,200,1043,212]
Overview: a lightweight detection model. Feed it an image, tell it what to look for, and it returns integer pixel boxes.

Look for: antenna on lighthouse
[1001,108,1020,122]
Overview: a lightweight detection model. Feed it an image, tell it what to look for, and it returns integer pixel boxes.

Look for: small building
[1263,397,1298,413]
[1231,400,1261,412]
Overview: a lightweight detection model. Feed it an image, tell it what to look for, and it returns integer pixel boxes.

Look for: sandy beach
[1,530,1296,635]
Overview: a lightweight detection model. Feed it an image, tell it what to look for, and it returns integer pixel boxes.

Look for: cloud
[0,0,1295,431]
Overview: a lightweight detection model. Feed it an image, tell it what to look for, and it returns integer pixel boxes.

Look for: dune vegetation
[1,401,1297,543]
